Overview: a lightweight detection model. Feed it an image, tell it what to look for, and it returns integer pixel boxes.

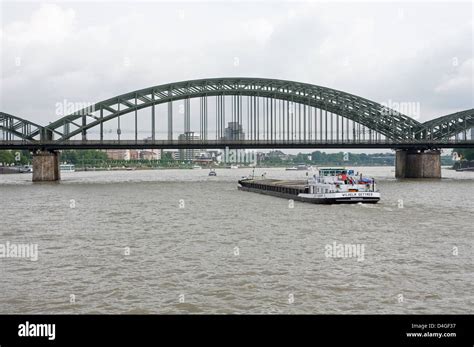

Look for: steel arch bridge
[1,77,473,150]
[0,112,51,142]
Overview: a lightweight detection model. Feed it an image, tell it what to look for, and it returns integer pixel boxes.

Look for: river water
[0,167,472,314]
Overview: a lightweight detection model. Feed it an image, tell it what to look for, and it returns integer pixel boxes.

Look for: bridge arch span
[0,112,48,142]
[420,108,474,140]
[40,77,423,142]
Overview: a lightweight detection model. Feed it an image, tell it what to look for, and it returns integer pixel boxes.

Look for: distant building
[206,150,220,161]
[266,150,289,161]
[105,149,130,161]
[163,150,180,161]
[195,151,211,160]
[178,132,200,161]
[129,150,140,160]
[193,151,214,166]
[140,150,161,160]
[223,122,245,140]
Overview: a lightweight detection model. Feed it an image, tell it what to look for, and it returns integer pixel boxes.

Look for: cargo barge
[238,167,380,204]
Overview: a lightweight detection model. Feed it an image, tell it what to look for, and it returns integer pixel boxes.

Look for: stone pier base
[32,151,60,182]
[395,149,441,179]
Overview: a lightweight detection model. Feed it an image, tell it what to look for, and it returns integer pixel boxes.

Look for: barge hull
[238,186,379,204]
[238,179,380,204]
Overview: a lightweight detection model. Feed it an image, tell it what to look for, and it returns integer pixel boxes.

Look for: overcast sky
[1,0,472,131]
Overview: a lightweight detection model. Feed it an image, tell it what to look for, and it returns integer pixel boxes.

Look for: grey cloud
[0,1,472,127]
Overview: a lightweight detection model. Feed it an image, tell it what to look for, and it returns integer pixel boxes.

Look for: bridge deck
[1,139,473,150]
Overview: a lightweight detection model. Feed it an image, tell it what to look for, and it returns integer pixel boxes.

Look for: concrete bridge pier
[395,149,441,178]
[32,150,61,182]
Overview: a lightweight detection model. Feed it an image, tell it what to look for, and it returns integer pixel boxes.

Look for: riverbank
[0,166,32,174]
[0,166,21,174]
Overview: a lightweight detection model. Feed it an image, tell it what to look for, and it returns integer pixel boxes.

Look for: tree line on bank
[0,150,174,167]
[262,150,454,166]
[0,148,464,167]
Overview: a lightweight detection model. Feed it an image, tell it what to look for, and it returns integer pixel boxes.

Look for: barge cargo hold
[238,167,381,204]
[238,179,308,199]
